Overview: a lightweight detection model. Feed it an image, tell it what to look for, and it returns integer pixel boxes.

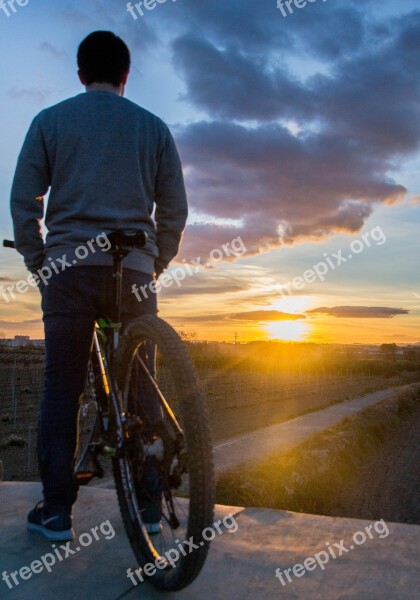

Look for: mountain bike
[3,232,215,591]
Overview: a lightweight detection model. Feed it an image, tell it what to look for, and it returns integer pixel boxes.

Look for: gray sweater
[10,91,188,274]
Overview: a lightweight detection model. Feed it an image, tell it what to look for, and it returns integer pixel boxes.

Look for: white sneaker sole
[27,522,75,541]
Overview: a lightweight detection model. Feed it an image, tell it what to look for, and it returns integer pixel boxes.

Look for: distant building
[0,336,45,348]
[12,335,30,347]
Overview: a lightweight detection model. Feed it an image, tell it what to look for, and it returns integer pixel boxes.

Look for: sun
[265,320,309,341]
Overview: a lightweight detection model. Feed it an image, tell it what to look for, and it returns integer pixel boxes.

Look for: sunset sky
[0,0,419,344]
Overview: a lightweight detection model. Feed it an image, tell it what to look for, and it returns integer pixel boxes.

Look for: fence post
[12,357,18,429]
[27,425,32,473]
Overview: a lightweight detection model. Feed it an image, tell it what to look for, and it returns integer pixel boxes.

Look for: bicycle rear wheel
[113,314,214,591]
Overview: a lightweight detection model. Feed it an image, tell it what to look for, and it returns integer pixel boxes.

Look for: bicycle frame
[92,325,125,452]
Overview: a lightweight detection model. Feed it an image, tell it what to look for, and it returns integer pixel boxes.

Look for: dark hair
[77,31,130,86]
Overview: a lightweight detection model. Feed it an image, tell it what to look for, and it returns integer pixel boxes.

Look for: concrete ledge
[0,482,419,599]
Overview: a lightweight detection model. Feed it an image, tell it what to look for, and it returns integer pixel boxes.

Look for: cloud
[7,86,54,104]
[167,314,227,324]
[38,42,66,58]
[0,318,42,326]
[161,281,246,297]
[176,120,405,259]
[168,6,420,258]
[172,35,314,122]
[166,309,306,324]
[307,306,410,318]
[158,266,268,296]
[166,0,367,59]
[228,310,306,322]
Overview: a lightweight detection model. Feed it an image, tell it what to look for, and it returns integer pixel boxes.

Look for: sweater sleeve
[10,115,50,273]
[154,125,188,272]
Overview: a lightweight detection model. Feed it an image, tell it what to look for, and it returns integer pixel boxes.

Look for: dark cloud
[167,0,367,60]
[167,5,420,258]
[172,35,314,122]
[171,10,420,134]
[308,306,410,318]
[176,121,404,259]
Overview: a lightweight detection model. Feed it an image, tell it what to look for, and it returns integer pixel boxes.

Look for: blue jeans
[39,266,158,511]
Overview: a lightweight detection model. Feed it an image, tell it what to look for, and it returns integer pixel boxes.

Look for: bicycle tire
[112,314,214,591]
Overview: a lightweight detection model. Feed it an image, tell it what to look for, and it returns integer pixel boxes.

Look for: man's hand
[155,259,166,279]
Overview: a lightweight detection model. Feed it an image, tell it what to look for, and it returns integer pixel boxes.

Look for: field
[199,369,418,440]
[216,384,420,525]
[1,345,419,482]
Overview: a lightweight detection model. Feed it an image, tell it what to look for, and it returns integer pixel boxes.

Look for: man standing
[10,31,188,541]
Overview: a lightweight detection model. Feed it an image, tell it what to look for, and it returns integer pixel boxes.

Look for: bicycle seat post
[106,230,148,352]
[112,248,126,352]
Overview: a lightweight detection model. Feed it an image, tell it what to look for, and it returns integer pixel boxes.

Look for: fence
[0,351,408,481]
[0,352,44,479]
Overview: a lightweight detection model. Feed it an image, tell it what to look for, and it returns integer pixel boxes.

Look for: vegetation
[183,341,420,378]
[215,384,420,515]
[0,433,26,449]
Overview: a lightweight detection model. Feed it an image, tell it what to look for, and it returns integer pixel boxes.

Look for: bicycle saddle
[107,230,148,251]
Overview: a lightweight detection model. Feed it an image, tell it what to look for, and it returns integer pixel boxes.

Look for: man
[10,31,188,541]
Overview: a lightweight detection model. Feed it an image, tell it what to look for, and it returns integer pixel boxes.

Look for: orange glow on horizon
[265,320,310,341]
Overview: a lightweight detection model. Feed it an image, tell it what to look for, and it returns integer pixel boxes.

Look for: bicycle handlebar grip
[3,240,15,249]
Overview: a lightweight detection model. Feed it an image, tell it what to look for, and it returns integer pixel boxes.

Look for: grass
[0,433,26,449]
[215,384,420,515]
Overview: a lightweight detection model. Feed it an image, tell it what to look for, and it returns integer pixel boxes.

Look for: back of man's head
[77,31,130,87]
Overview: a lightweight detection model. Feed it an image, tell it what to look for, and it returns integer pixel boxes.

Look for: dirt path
[340,405,420,525]
[212,386,406,472]
[208,376,410,442]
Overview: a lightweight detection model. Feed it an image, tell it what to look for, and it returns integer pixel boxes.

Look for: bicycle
[3,232,215,591]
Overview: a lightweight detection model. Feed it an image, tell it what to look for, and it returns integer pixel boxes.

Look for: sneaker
[27,501,75,541]
[144,520,163,535]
